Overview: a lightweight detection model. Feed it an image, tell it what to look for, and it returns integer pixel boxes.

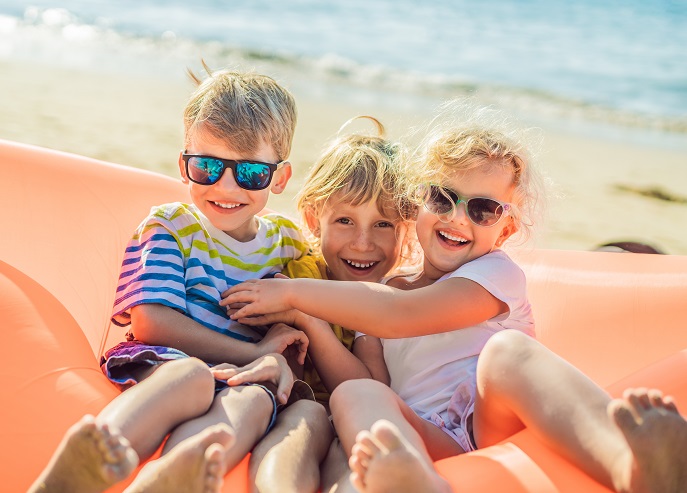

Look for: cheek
[415,212,434,239]
[318,231,342,260]
[375,230,404,263]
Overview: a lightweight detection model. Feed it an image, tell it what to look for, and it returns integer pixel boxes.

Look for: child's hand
[228,307,301,328]
[257,323,309,365]
[211,353,293,405]
[221,278,293,318]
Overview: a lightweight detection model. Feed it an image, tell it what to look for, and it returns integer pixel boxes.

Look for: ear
[178,152,189,184]
[270,162,292,194]
[495,218,518,247]
[304,207,321,238]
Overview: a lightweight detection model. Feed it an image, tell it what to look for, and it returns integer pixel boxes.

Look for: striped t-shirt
[112,202,308,342]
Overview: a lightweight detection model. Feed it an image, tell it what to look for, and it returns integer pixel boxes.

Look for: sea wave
[2,7,686,135]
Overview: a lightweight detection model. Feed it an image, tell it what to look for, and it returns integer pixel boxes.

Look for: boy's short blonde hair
[297,116,418,263]
[184,66,297,160]
[413,102,546,244]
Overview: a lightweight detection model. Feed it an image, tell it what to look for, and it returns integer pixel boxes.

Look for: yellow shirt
[282,254,356,405]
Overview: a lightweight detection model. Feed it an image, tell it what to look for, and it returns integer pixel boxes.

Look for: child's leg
[331,379,463,460]
[249,400,334,493]
[162,383,278,473]
[29,358,215,493]
[320,438,351,493]
[28,415,139,493]
[122,423,234,493]
[98,357,216,461]
[473,329,665,493]
[328,379,460,493]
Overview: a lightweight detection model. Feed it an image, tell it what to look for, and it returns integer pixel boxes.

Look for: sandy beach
[2,59,686,255]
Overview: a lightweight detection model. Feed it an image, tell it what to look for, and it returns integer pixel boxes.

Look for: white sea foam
[1,2,686,137]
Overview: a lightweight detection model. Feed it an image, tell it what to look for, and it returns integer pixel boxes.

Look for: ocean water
[1,0,686,136]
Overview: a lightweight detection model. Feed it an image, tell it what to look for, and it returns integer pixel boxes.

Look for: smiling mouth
[344,259,379,270]
[438,230,470,246]
[211,201,242,209]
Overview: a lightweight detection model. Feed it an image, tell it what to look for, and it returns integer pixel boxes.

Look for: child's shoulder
[260,212,301,231]
[282,254,327,280]
[144,202,199,224]
[131,203,201,237]
[451,249,527,289]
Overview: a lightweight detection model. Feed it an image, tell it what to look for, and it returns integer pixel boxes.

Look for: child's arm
[130,303,309,366]
[236,308,389,390]
[222,276,507,339]
[353,335,390,385]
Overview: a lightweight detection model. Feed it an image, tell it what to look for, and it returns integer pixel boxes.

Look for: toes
[663,395,679,414]
[370,420,406,452]
[623,388,651,411]
[354,430,382,459]
[647,389,665,408]
[609,398,641,432]
[349,453,367,477]
[70,414,98,442]
[203,443,226,493]
[205,423,236,449]
[350,471,366,493]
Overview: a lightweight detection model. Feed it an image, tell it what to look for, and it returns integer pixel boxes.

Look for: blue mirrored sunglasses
[182,153,286,191]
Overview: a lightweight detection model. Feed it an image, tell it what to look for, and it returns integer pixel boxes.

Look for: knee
[330,379,387,416]
[289,399,330,426]
[478,330,539,380]
[156,358,215,406]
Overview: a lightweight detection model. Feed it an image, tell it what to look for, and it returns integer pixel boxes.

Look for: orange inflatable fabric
[1,138,686,493]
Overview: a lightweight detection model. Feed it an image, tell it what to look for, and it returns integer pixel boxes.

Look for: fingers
[223,362,276,387]
[229,304,256,320]
[233,313,283,326]
[221,279,258,298]
[211,367,240,381]
[230,313,271,326]
[274,273,290,279]
[292,331,309,365]
[276,366,295,405]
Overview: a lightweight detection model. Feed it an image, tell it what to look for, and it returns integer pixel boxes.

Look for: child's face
[416,164,517,278]
[179,129,290,242]
[310,197,406,282]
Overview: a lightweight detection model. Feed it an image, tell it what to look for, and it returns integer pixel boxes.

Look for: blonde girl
[246,116,419,493]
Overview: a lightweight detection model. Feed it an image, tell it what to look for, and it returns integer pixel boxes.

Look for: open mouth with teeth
[344,259,379,270]
[438,230,470,247]
[210,200,242,210]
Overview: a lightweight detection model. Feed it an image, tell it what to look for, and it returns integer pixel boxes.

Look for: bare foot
[125,423,235,493]
[29,414,139,493]
[349,420,451,493]
[608,388,687,493]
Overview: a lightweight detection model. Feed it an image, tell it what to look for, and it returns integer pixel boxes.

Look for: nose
[350,227,375,252]
[451,201,470,225]
[214,167,242,191]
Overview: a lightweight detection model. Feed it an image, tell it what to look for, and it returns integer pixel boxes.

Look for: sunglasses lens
[235,163,273,190]
[422,184,455,219]
[187,156,224,185]
[467,198,503,226]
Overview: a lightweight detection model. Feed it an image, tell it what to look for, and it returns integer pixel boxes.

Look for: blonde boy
[30,68,310,493]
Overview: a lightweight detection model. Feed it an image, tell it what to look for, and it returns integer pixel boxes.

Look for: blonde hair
[297,116,418,266]
[184,63,297,161]
[412,101,547,244]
